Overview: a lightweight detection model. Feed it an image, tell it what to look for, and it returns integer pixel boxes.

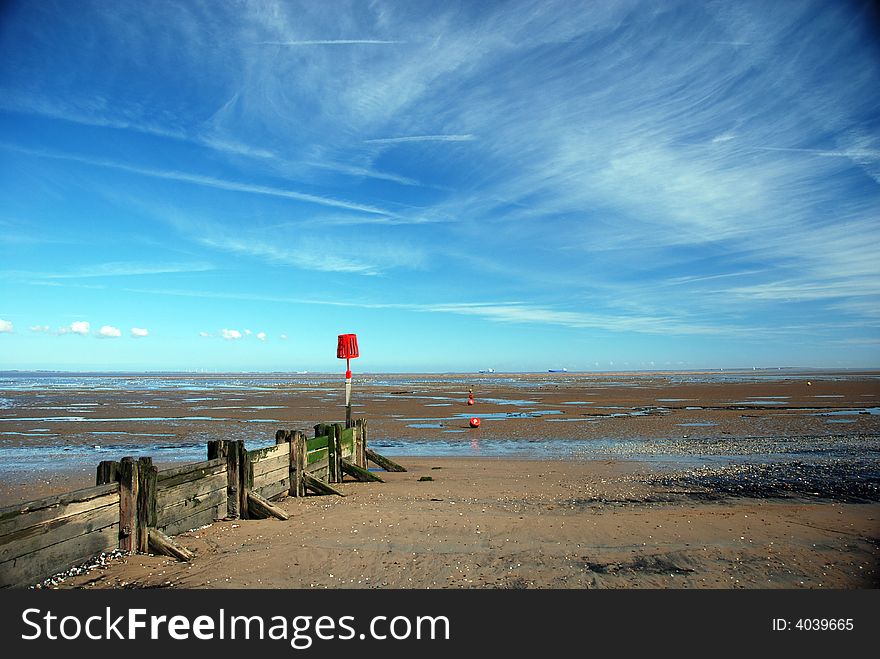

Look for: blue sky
[1,0,879,372]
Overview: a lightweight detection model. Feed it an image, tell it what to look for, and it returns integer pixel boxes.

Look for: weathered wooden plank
[159,501,223,537]
[310,465,329,482]
[0,484,119,534]
[0,502,119,563]
[246,491,289,520]
[0,490,119,542]
[307,447,329,465]
[341,458,384,483]
[0,524,118,588]
[251,452,289,479]
[157,473,227,512]
[253,478,290,502]
[366,448,407,472]
[156,458,226,488]
[252,463,290,489]
[147,528,193,562]
[307,435,330,452]
[248,442,289,463]
[302,473,345,497]
[305,455,329,473]
[339,427,355,456]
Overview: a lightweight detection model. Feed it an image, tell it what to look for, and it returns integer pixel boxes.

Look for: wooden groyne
[0,419,404,588]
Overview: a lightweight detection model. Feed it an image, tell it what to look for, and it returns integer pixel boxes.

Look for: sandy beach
[1,370,878,589]
[48,457,878,589]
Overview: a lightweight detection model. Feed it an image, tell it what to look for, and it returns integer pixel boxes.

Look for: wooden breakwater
[0,419,405,588]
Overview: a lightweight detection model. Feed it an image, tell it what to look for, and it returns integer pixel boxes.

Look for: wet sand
[2,371,878,589]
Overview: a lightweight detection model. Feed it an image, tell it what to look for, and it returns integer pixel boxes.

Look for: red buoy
[469,417,481,428]
[467,388,475,406]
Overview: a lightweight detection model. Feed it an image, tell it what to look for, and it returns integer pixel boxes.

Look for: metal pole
[345,356,352,428]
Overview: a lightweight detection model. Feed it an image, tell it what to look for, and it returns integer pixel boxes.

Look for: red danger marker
[469,417,481,428]
[337,333,359,428]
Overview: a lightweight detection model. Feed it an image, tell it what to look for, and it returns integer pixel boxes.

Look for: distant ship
[548,368,568,373]
[478,368,496,373]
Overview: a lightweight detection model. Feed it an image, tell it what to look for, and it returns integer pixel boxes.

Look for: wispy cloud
[0,319,13,333]
[131,327,149,338]
[3,261,214,280]
[29,325,49,333]
[257,40,404,46]
[1,144,395,217]
[221,329,242,340]
[364,134,477,144]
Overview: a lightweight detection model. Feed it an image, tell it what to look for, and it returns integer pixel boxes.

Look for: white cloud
[279,334,288,340]
[98,325,122,338]
[130,327,149,337]
[199,331,211,337]
[0,319,13,333]
[221,328,242,340]
[256,332,267,341]
[244,329,252,335]
[29,325,49,332]
[59,321,90,335]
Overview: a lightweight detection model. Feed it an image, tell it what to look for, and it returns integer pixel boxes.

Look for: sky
[1,0,879,373]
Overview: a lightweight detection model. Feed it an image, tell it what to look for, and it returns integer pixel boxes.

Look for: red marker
[469,417,481,428]
[337,333,359,428]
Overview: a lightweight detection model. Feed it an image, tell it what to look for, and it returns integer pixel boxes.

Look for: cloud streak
[364,134,477,144]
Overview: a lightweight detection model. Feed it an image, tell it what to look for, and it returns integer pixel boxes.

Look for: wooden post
[360,419,369,468]
[292,431,305,496]
[326,424,338,483]
[333,423,345,482]
[208,439,239,519]
[96,460,118,486]
[238,440,251,520]
[136,457,157,553]
[354,419,367,469]
[118,457,139,553]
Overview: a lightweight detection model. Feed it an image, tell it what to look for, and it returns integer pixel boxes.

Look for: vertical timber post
[118,457,139,554]
[360,419,368,469]
[96,460,119,486]
[136,457,157,553]
[238,440,251,520]
[354,419,365,469]
[209,439,240,519]
[333,423,344,483]
[292,431,306,496]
